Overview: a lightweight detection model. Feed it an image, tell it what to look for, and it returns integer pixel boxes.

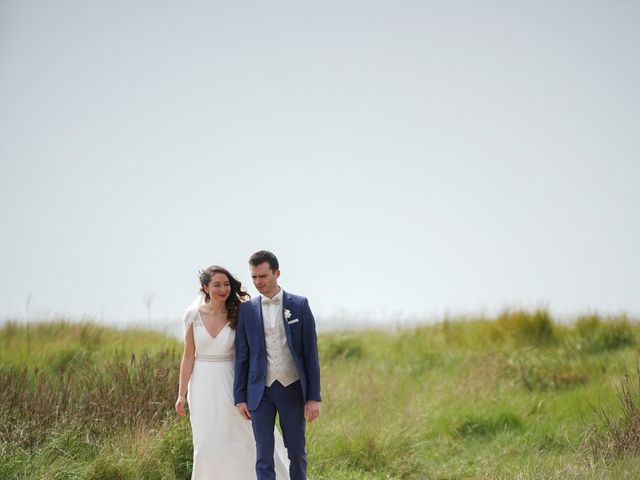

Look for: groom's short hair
[249,250,279,272]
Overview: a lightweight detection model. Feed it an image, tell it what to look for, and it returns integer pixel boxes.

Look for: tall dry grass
[590,365,640,460]
[0,348,180,449]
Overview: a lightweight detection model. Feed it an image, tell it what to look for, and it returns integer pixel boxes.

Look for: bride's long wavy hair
[198,266,250,329]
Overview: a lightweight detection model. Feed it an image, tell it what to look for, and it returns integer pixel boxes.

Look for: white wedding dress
[185,306,290,479]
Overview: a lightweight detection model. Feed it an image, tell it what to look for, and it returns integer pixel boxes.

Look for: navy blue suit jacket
[233,291,321,411]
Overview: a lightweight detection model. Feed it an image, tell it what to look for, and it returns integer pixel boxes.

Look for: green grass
[0,320,174,369]
[1,311,640,479]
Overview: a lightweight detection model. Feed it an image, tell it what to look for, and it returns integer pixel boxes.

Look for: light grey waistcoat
[264,317,300,387]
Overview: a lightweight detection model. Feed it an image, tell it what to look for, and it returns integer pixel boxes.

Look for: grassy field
[2,311,640,479]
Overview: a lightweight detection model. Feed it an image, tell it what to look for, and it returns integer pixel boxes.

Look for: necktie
[263,297,281,307]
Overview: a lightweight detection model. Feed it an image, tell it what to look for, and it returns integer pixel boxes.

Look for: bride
[175,265,290,479]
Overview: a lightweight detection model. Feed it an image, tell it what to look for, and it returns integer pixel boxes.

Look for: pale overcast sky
[1,1,638,330]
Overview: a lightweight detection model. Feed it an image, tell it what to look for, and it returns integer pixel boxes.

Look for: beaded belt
[196,353,234,363]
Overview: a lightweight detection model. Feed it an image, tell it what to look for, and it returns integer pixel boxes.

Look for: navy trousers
[251,380,306,480]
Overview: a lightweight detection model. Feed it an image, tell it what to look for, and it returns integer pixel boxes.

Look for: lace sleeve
[183,308,194,338]
[183,294,204,337]
[183,308,194,327]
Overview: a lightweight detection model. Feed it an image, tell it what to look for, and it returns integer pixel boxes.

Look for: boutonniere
[284,309,292,320]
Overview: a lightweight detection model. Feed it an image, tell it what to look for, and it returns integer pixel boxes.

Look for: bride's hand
[175,396,186,416]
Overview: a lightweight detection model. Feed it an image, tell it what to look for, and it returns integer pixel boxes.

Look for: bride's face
[206,273,231,302]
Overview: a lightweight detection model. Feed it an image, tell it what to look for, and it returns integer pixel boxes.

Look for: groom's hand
[236,402,251,420]
[305,400,320,423]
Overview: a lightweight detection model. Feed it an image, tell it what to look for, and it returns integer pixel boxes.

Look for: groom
[234,250,321,480]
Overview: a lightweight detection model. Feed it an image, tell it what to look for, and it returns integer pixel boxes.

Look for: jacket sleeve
[301,297,321,402]
[233,303,249,405]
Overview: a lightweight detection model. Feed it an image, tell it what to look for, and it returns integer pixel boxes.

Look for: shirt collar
[261,286,283,302]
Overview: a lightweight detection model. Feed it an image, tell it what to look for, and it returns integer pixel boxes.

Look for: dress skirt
[188,357,290,479]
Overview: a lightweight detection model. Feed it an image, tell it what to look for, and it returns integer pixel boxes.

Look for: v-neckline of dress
[197,309,229,340]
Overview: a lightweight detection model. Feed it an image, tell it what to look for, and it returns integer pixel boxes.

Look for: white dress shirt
[261,287,284,329]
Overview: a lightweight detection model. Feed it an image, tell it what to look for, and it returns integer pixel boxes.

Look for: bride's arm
[175,324,196,416]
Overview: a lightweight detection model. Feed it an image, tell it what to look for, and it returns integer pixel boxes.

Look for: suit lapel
[253,297,267,352]
[281,290,294,351]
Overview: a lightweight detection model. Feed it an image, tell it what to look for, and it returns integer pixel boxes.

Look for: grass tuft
[591,365,640,459]
[491,309,554,345]
[156,419,193,479]
[575,315,635,354]
[506,347,589,391]
[456,412,524,438]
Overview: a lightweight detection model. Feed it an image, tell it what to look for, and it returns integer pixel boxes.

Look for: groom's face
[250,262,280,297]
